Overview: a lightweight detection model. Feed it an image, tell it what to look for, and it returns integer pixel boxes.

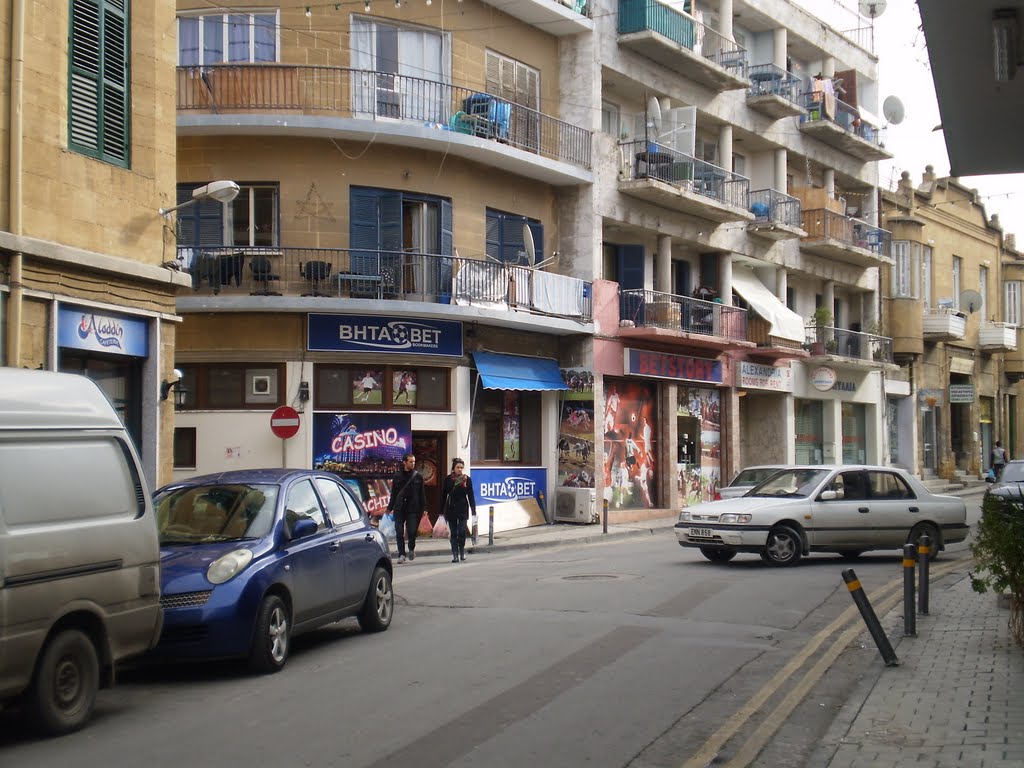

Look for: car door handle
[909,506,919,513]
[328,541,341,552]
[858,507,869,513]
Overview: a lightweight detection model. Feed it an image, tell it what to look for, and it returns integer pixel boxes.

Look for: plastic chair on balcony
[300,260,332,297]
[249,254,281,296]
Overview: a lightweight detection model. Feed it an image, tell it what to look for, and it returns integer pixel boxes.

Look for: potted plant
[970,493,1024,647]
[808,306,833,354]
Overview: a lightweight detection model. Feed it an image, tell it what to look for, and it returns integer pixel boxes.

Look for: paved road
[0,502,982,767]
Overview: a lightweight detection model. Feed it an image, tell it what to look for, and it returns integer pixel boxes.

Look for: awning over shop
[472,351,568,391]
[731,267,806,343]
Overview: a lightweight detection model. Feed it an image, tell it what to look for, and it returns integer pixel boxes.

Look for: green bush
[970,492,1024,647]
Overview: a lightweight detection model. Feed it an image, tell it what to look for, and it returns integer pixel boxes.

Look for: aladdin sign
[624,348,722,384]
[307,314,463,356]
[737,362,792,392]
[57,306,148,357]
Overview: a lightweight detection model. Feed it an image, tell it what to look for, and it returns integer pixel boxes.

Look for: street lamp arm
[159,180,240,218]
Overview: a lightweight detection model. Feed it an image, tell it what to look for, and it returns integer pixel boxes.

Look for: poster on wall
[474,467,548,532]
[677,387,721,507]
[558,368,595,488]
[312,413,412,520]
[603,379,657,510]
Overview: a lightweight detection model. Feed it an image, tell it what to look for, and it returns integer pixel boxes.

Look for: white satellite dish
[960,289,983,313]
[646,96,662,137]
[522,223,536,267]
[859,0,887,19]
[882,95,905,125]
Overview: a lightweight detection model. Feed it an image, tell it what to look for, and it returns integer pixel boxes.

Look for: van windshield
[155,484,279,543]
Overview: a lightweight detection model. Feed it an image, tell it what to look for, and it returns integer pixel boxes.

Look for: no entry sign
[270,406,301,439]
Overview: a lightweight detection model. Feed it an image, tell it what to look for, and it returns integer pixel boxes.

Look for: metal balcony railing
[176,64,591,169]
[618,0,748,75]
[747,64,801,104]
[177,246,593,322]
[804,325,893,363]
[621,140,750,209]
[620,288,748,341]
[801,209,892,256]
[801,91,888,148]
[749,188,802,229]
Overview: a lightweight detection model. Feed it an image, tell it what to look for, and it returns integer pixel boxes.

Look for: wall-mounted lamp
[298,381,310,402]
[159,180,241,218]
[161,368,189,408]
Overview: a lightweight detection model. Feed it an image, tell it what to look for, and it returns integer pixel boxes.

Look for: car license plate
[689,527,715,538]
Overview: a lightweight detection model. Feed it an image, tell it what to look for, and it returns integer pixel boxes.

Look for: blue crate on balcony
[462,94,511,141]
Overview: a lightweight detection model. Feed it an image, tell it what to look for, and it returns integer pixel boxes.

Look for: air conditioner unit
[555,488,598,524]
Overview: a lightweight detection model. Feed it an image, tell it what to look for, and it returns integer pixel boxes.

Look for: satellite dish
[960,289,983,313]
[646,96,662,136]
[859,0,887,19]
[522,223,536,267]
[882,95,905,125]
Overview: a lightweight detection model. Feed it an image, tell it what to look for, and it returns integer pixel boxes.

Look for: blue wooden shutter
[350,187,382,276]
[439,198,454,296]
[485,209,501,262]
[617,245,645,323]
[176,184,224,248]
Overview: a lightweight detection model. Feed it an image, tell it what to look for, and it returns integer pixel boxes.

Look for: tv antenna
[859,0,887,51]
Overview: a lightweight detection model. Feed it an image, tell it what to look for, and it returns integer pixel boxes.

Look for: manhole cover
[563,574,619,581]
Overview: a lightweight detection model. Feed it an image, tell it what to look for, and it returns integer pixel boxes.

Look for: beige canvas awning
[731,267,806,342]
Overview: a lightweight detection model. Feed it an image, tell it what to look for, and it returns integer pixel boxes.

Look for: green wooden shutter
[69,0,130,167]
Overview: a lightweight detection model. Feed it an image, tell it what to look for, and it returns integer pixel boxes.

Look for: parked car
[0,369,163,735]
[982,459,1024,515]
[675,465,969,566]
[718,465,788,500]
[152,469,393,672]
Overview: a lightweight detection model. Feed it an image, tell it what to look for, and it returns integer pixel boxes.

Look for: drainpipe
[6,0,25,367]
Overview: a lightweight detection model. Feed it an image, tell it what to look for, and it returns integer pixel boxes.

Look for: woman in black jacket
[440,458,476,563]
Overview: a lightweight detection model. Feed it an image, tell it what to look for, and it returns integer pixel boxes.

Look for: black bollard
[842,569,899,667]
[488,505,494,547]
[917,535,930,615]
[902,544,917,637]
[602,497,609,534]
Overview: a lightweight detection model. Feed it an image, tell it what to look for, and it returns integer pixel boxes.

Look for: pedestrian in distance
[387,452,425,563]
[991,440,1009,480]
[440,458,476,563]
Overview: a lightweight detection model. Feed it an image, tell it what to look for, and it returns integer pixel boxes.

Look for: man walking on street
[387,452,425,563]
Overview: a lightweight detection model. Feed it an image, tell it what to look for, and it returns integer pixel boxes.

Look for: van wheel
[249,595,290,674]
[25,629,99,736]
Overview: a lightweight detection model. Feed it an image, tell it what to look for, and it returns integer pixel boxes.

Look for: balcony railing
[801,209,891,255]
[621,140,750,209]
[620,289,748,341]
[177,246,592,322]
[176,64,591,170]
[801,91,888,148]
[747,64,801,103]
[749,188,802,229]
[803,325,893,364]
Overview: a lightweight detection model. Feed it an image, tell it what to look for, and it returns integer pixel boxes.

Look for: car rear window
[731,467,781,486]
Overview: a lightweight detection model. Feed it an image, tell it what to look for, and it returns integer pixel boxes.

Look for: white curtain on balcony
[731,267,805,342]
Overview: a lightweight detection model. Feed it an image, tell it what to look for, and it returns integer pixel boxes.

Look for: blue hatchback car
[152,468,393,673]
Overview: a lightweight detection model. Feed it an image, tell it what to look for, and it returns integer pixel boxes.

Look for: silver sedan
[675,465,969,566]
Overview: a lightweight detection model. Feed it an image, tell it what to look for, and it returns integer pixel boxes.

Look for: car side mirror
[290,517,319,539]
[819,489,843,500]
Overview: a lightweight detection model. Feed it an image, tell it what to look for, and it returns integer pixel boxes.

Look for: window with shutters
[485,209,543,266]
[1006,281,1021,326]
[178,11,279,64]
[485,51,540,151]
[69,0,130,168]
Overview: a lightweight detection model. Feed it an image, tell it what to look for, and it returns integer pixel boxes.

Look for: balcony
[176,65,591,186]
[803,325,894,367]
[618,140,754,223]
[798,93,894,162]
[922,307,967,340]
[174,246,592,329]
[747,188,804,240]
[746,64,805,119]
[617,0,750,91]
[618,289,752,352]
[979,322,1018,351]
[746,316,808,361]
[799,209,893,267]
[475,0,594,36]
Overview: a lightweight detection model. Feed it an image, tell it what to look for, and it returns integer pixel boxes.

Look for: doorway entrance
[413,432,445,525]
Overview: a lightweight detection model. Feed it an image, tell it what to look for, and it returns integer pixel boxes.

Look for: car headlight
[718,513,752,524]
[679,510,692,522]
[207,549,254,585]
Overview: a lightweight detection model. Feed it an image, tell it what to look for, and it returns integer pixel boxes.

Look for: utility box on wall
[555,488,598,524]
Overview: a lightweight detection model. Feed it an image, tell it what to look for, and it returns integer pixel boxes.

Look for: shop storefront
[792,363,884,466]
[736,361,793,469]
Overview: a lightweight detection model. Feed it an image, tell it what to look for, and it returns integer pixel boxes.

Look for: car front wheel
[699,547,737,563]
[357,566,394,633]
[249,595,290,674]
[763,525,802,566]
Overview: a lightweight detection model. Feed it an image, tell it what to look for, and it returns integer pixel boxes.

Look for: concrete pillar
[823,57,835,78]
[720,254,733,307]
[720,0,734,41]
[773,27,787,70]
[724,385,741,483]
[775,268,788,302]
[656,234,672,294]
[719,124,733,173]
[824,280,836,319]
[774,148,787,192]
[824,168,835,198]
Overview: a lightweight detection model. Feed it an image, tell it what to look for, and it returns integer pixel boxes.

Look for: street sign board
[270,405,301,439]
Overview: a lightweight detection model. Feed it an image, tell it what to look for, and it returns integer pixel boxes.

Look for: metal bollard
[902,544,917,637]
[917,535,930,615]
[539,491,548,524]
[602,497,609,534]
[488,505,494,547]
[842,569,899,667]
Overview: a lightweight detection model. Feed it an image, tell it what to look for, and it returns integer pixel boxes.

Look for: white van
[0,368,162,735]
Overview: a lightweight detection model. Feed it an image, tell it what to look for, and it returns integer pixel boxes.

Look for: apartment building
[881,167,1019,480]
[167,0,896,526]
[0,0,189,486]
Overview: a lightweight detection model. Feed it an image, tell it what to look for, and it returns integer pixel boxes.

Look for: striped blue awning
[472,351,568,391]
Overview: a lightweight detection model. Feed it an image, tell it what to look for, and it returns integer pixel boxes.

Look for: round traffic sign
[270,405,301,439]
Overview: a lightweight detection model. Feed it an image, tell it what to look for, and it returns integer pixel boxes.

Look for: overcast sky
[875,0,1024,237]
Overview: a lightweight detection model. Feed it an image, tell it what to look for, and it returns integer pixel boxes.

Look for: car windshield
[155,483,279,543]
[749,468,830,498]
[1001,463,1024,483]
[730,467,783,487]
